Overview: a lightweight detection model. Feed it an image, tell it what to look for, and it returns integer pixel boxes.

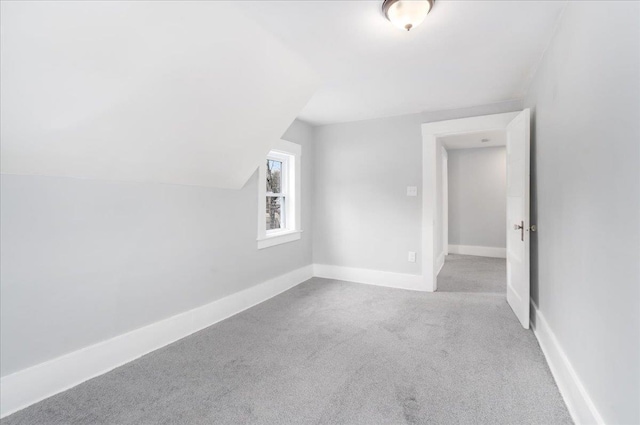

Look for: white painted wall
[312,114,422,274]
[0,120,314,378]
[312,101,523,275]
[525,2,639,424]
[447,147,506,249]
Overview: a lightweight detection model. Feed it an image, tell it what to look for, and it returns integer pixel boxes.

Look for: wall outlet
[406,186,418,197]
[408,251,416,263]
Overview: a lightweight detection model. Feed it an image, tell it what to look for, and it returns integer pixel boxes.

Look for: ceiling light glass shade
[383,0,434,32]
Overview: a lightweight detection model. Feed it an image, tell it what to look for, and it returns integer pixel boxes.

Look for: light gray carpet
[437,254,507,294]
[2,255,572,425]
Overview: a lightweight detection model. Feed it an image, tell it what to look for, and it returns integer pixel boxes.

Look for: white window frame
[257,139,302,249]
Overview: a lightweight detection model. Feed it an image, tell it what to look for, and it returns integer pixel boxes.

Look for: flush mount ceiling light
[382,0,434,32]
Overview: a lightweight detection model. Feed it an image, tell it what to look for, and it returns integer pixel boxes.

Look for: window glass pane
[266,196,285,230]
[266,160,282,193]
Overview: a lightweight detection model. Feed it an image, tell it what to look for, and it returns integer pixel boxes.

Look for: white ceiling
[0,1,319,189]
[1,1,566,189]
[439,129,506,150]
[237,0,567,125]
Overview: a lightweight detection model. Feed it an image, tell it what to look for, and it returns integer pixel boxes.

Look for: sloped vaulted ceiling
[0,1,320,189]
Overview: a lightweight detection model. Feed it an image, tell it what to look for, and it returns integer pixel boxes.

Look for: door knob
[514,221,524,241]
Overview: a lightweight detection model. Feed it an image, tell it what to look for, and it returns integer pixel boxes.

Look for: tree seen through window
[266,159,284,230]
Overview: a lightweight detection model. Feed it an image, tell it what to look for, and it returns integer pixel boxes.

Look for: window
[257,140,301,249]
[266,154,287,231]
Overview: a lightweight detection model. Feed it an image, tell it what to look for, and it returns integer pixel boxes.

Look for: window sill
[257,230,302,250]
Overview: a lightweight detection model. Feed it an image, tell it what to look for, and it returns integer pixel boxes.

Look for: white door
[506,109,531,329]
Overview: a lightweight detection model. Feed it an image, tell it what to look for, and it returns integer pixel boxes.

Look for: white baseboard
[448,244,506,259]
[0,265,314,419]
[313,264,425,292]
[530,301,604,425]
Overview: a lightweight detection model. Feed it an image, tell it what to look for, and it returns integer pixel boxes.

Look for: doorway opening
[437,131,507,294]
[421,110,531,328]
[441,131,508,259]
